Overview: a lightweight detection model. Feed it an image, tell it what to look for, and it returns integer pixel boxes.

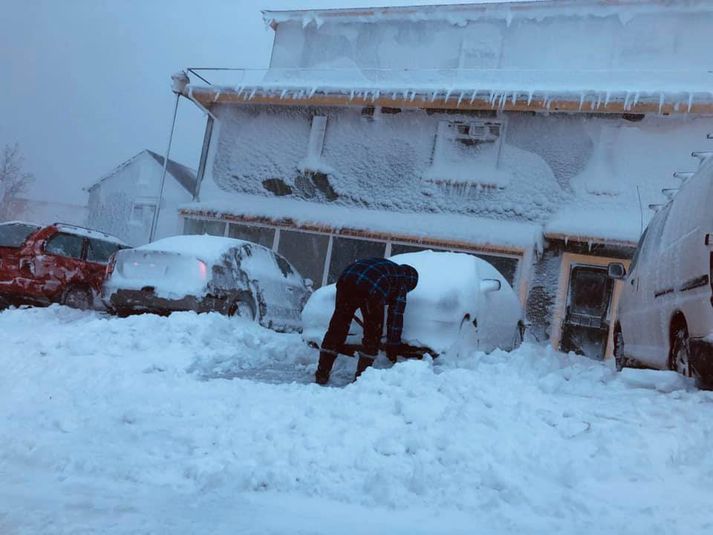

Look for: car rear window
[0,223,40,248]
[86,238,126,264]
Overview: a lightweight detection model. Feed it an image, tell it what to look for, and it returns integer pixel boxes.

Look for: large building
[177,0,713,359]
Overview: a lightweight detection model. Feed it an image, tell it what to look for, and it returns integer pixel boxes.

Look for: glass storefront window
[327,237,386,283]
[391,242,518,285]
[277,230,330,288]
[228,223,275,248]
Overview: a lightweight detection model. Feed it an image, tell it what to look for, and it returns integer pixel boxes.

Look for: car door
[85,238,126,291]
[36,232,86,300]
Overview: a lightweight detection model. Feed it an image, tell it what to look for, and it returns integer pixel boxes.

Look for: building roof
[86,150,197,195]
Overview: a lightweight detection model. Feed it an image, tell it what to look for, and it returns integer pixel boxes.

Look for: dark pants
[315,280,384,383]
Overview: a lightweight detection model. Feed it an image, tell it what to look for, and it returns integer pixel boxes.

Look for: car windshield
[0,223,40,248]
[86,238,127,264]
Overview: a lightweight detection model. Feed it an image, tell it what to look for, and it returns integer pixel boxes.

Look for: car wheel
[62,286,93,310]
[226,296,256,321]
[669,322,695,378]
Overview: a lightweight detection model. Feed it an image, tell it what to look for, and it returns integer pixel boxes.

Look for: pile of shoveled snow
[1,306,713,534]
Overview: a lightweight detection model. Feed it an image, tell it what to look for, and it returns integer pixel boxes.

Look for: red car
[0,221,128,310]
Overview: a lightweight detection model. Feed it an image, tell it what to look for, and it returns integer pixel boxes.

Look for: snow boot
[354,352,375,381]
[315,351,336,385]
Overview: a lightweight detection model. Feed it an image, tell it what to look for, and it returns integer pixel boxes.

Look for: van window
[636,205,670,270]
[0,223,40,248]
[45,233,84,259]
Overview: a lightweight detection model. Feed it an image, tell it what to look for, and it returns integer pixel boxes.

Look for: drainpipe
[149,71,189,242]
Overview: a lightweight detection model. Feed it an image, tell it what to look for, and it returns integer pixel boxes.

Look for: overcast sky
[1,0,507,205]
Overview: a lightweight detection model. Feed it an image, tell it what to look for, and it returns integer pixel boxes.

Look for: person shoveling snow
[315,257,418,384]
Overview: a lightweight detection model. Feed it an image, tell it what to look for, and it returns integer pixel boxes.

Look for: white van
[609,157,713,384]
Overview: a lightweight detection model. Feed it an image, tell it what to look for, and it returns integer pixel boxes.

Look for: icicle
[445,89,453,101]
[658,93,665,114]
[374,90,381,101]
[596,93,602,109]
[431,91,438,102]
[604,91,611,107]
[309,87,317,97]
[632,92,640,109]
[527,91,534,105]
[410,91,416,102]
[511,91,517,105]
[564,236,569,247]
[457,91,464,106]
[578,92,585,111]
[588,241,593,252]
[687,92,694,112]
[623,91,630,111]
[248,88,257,100]
[470,89,478,104]
[499,93,507,109]
[280,89,288,99]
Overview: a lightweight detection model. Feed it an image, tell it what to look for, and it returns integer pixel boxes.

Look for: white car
[103,235,311,332]
[302,251,524,357]
[609,154,713,384]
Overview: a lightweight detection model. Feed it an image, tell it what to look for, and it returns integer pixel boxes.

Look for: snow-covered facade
[179,0,713,359]
[86,150,196,246]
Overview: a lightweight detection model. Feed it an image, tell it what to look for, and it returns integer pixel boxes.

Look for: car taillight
[105,254,117,278]
[198,260,208,279]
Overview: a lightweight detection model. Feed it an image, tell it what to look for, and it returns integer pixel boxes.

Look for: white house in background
[86,150,196,246]
[177,0,713,359]
[2,198,88,226]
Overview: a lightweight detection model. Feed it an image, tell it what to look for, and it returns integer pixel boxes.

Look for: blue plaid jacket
[339,258,418,348]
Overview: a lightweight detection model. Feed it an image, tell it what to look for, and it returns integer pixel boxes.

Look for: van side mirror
[480,279,501,293]
[608,262,626,280]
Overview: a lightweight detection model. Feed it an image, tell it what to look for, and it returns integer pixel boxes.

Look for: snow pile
[2,306,713,534]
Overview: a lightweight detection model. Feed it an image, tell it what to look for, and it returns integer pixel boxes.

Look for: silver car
[103,235,311,332]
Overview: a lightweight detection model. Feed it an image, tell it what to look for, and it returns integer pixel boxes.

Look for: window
[0,223,40,248]
[424,118,506,188]
[130,202,156,228]
[390,243,519,286]
[183,219,225,237]
[277,230,329,288]
[45,233,84,259]
[327,237,387,284]
[86,239,125,264]
[228,223,275,248]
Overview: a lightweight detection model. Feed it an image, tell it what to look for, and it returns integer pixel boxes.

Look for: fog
[0,0,514,206]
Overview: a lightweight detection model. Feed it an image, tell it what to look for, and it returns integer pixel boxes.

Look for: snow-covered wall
[87,152,192,246]
[201,103,713,243]
[269,2,713,75]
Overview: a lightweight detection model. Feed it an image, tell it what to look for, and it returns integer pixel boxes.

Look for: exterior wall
[270,4,712,74]
[87,153,191,246]
[201,103,713,235]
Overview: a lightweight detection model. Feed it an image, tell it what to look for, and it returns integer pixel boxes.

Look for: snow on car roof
[137,234,254,264]
[54,224,127,245]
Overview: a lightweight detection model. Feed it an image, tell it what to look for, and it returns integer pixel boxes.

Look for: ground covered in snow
[2,306,713,534]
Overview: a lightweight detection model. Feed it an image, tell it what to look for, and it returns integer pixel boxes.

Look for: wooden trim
[188,87,713,116]
[181,209,527,256]
[550,253,631,359]
[545,231,638,249]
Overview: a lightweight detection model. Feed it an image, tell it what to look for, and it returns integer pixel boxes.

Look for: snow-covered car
[103,235,311,332]
[609,154,713,384]
[302,251,524,357]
